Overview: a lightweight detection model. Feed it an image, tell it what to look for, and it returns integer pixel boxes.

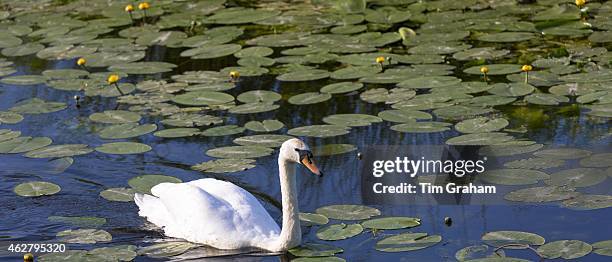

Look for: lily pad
[317,223,363,241]
[0,136,53,153]
[244,120,284,132]
[206,145,274,159]
[579,153,612,168]
[289,243,343,257]
[88,245,137,261]
[95,142,152,155]
[378,110,431,122]
[233,134,293,148]
[288,125,351,138]
[14,181,61,197]
[172,91,234,106]
[592,240,612,256]
[479,169,549,185]
[312,144,357,156]
[98,123,157,139]
[57,229,112,244]
[534,148,592,159]
[361,217,421,230]
[201,125,245,136]
[100,187,137,202]
[128,175,182,194]
[320,82,364,94]
[10,98,66,114]
[277,69,330,82]
[109,62,177,75]
[300,212,329,226]
[138,242,197,258]
[289,92,332,105]
[375,232,442,252]
[562,195,612,210]
[505,186,580,203]
[322,114,382,127]
[481,231,545,248]
[504,158,565,170]
[48,216,107,228]
[153,128,200,138]
[89,110,141,124]
[237,90,281,103]
[464,64,522,76]
[391,121,451,133]
[316,205,380,220]
[455,118,509,134]
[229,102,280,114]
[537,240,592,259]
[24,144,93,158]
[181,44,242,59]
[192,159,256,173]
[447,133,513,146]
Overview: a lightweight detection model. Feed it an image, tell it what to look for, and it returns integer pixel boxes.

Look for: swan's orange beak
[301,156,323,176]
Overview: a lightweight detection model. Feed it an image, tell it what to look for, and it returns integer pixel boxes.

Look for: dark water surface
[0,43,611,261]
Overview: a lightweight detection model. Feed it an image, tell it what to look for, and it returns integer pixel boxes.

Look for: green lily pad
[153,128,200,138]
[397,76,461,89]
[201,125,245,136]
[100,187,136,202]
[109,62,177,74]
[289,92,332,105]
[161,113,222,127]
[391,121,452,133]
[95,142,152,155]
[88,245,137,261]
[375,232,442,252]
[300,212,329,226]
[524,93,569,105]
[138,242,197,258]
[479,169,549,185]
[24,144,93,158]
[57,229,112,244]
[433,105,494,119]
[464,64,522,75]
[477,32,535,42]
[504,158,565,170]
[505,186,580,203]
[89,110,141,124]
[361,217,421,230]
[455,117,509,134]
[181,44,242,59]
[129,175,182,194]
[322,114,382,127]
[237,90,281,103]
[312,144,357,156]
[455,245,496,261]
[360,88,416,104]
[10,98,66,114]
[537,240,592,259]
[233,134,293,148]
[592,240,612,256]
[205,8,280,24]
[48,157,74,175]
[277,69,330,82]
[378,110,432,122]
[229,102,280,114]
[192,159,256,173]
[562,195,612,210]
[453,47,510,61]
[235,46,273,58]
[289,243,343,257]
[244,120,284,132]
[446,133,513,146]
[42,69,89,80]
[534,148,592,159]
[1,42,44,57]
[206,145,274,159]
[482,231,545,248]
[172,91,234,106]
[14,181,61,197]
[330,66,380,80]
[487,83,535,97]
[98,123,157,139]
[545,168,607,188]
[579,153,612,168]
[320,82,364,94]
[316,204,380,220]
[288,125,351,138]
[480,144,544,157]
[0,136,52,153]
[48,216,107,228]
[317,223,363,241]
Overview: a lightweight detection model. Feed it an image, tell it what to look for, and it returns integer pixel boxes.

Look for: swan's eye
[295,148,313,164]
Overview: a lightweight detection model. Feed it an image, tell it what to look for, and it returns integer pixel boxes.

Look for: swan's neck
[276,158,301,251]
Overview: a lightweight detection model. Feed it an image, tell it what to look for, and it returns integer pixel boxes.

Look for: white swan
[134,138,322,252]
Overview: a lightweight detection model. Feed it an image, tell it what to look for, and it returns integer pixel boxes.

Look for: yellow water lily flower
[229,71,240,79]
[375,56,385,64]
[125,4,134,12]
[107,74,120,85]
[521,65,533,72]
[480,66,489,74]
[76,58,86,66]
[24,253,34,262]
[138,2,150,10]
[576,0,586,7]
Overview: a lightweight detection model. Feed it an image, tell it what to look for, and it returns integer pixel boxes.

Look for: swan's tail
[134,193,169,228]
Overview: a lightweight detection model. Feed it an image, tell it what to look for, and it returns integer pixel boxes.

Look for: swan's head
[280,138,323,176]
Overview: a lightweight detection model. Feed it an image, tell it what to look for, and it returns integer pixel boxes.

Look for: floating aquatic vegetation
[360,217,420,230]
[14,181,61,197]
[128,174,182,194]
[57,229,112,244]
[48,216,107,228]
[289,243,343,257]
[138,241,198,258]
[233,134,293,148]
[192,159,256,174]
[317,223,363,241]
[100,187,136,202]
[95,142,152,155]
[375,232,441,252]
[316,205,380,220]
[537,240,592,259]
[481,231,545,248]
[300,213,329,226]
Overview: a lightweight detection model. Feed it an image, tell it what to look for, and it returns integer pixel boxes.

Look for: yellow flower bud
[229,71,240,79]
[77,58,86,66]
[576,0,586,7]
[24,253,34,262]
[138,2,150,10]
[480,66,489,74]
[125,4,134,12]
[107,74,120,85]
[521,65,533,72]
[375,56,385,64]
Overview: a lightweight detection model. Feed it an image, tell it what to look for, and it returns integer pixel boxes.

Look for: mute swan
[134,138,322,252]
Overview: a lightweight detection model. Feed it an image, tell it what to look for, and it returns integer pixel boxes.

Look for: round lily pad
[361,217,421,230]
[57,229,112,244]
[14,181,61,197]
[482,231,545,248]
[455,118,509,133]
[98,123,157,139]
[464,64,522,75]
[537,240,592,259]
[391,121,452,133]
[487,83,535,97]
[88,245,137,261]
[592,240,612,256]
[312,144,357,156]
[524,93,569,105]
[95,142,152,155]
[455,245,495,261]
[229,102,280,114]
[201,125,245,136]
[504,158,565,170]
[244,120,284,132]
[562,195,612,210]
[320,82,364,94]
[10,98,66,114]
[137,242,197,258]
[289,92,332,105]
[579,153,612,168]
[479,169,549,185]
[322,114,382,127]
[375,232,442,252]
[48,216,107,228]
[316,204,380,220]
[446,133,513,146]
[172,91,234,106]
[192,159,256,173]
[109,62,177,74]
[181,44,242,59]
[300,212,329,226]
[277,69,330,82]
[100,187,136,202]
[89,110,141,124]
[24,144,93,158]
[477,32,535,42]
[378,110,431,122]
[289,243,343,257]
[128,174,182,194]
[534,148,592,160]
[288,125,351,138]
[317,223,363,241]
[330,66,380,80]
[206,145,274,159]
[237,90,281,103]
[233,134,293,148]
[504,186,580,203]
[153,128,200,138]
[480,144,544,157]
[0,136,52,154]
